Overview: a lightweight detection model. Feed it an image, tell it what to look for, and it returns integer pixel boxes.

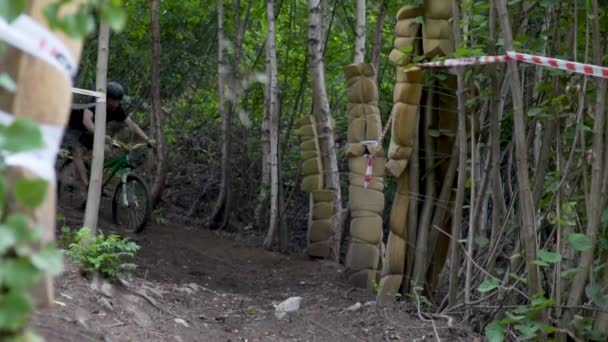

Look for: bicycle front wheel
[112,174,151,233]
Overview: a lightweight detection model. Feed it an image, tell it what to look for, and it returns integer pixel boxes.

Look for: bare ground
[30,200,480,342]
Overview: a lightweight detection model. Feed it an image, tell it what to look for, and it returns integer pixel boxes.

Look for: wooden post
[0,0,85,307]
[83,23,110,234]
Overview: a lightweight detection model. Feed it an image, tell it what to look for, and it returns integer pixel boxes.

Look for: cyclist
[62,81,153,195]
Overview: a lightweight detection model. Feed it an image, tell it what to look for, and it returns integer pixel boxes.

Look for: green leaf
[560,267,582,279]
[1,118,44,153]
[31,243,64,275]
[414,16,424,24]
[0,225,16,254]
[0,73,16,92]
[475,235,490,247]
[585,283,608,307]
[14,178,48,208]
[0,258,41,288]
[0,0,28,22]
[531,260,550,267]
[0,289,33,331]
[478,278,500,293]
[101,3,127,32]
[602,209,608,224]
[4,214,40,242]
[568,233,591,251]
[538,249,562,264]
[515,323,540,337]
[485,321,505,342]
[428,129,441,137]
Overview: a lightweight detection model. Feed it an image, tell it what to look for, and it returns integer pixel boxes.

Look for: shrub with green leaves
[0,118,64,339]
[66,227,140,280]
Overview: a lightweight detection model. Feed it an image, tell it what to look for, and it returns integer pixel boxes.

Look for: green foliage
[478,278,500,293]
[66,227,140,280]
[0,119,64,338]
[44,0,126,38]
[0,0,27,22]
[485,294,556,341]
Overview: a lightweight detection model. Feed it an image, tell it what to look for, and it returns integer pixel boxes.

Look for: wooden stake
[0,0,85,307]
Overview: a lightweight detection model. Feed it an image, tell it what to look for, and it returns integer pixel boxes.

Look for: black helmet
[106,81,124,100]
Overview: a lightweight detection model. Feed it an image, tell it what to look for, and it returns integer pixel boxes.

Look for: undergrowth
[63,227,140,280]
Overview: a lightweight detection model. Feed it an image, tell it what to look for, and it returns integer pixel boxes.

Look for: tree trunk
[561,0,606,332]
[83,23,110,234]
[370,1,387,82]
[149,0,167,207]
[353,0,365,64]
[0,0,85,308]
[448,0,467,307]
[495,0,543,299]
[263,0,281,250]
[308,0,343,262]
[210,0,233,230]
[487,0,506,276]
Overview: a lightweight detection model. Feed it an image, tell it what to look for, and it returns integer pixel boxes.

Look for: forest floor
[31,196,480,341]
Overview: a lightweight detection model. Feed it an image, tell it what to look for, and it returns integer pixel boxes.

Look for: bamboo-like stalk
[448,0,467,307]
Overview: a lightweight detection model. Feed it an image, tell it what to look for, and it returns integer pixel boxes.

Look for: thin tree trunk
[495,0,542,299]
[561,0,607,332]
[353,0,365,64]
[263,0,281,250]
[448,0,467,307]
[83,24,110,234]
[255,96,270,228]
[210,0,233,230]
[487,0,505,276]
[308,0,343,262]
[412,92,436,289]
[149,0,167,206]
[371,0,387,82]
[404,114,420,292]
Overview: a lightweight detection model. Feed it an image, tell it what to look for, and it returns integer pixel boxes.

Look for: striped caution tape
[0,14,77,79]
[417,51,608,80]
[505,51,608,79]
[417,55,508,68]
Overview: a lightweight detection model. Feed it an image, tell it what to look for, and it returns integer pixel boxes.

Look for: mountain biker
[62,81,153,193]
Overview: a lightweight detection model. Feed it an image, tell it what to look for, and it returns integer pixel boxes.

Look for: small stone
[274,296,302,320]
[174,318,190,328]
[101,282,114,298]
[98,297,113,311]
[344,302,362,312]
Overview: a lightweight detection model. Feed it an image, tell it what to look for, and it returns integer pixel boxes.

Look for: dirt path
[32,205,478,341]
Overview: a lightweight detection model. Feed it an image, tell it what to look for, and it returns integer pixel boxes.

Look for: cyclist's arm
[82,109,95,133]
[124,117,152,144]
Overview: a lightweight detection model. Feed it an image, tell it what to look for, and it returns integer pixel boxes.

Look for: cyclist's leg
[72,146,89,188]
[63,128,89,189]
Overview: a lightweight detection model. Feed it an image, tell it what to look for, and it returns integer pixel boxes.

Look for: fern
[66,227,140,280]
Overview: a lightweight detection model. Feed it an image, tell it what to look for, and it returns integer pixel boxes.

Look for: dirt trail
[32,204,478,341]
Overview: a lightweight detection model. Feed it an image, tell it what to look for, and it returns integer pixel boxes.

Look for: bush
[66,227,140,280]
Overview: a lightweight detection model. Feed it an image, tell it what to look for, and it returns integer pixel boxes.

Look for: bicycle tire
[111,174,151,233]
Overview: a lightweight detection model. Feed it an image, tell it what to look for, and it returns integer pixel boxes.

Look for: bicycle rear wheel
[111,174,151,233]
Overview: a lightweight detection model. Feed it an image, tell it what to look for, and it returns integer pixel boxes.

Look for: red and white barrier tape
[0,15,77,79]
[417,55,508,68]
[506,51,608,79]
[417,50,608,79]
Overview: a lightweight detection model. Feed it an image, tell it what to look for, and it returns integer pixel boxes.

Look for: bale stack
[343,63,385,289]
[297,115,333,258]
[298,115,324,193]
[422,0,454,57]
[378,5,425,300]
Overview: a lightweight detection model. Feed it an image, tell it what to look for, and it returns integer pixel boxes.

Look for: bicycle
[56,137,152,233]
